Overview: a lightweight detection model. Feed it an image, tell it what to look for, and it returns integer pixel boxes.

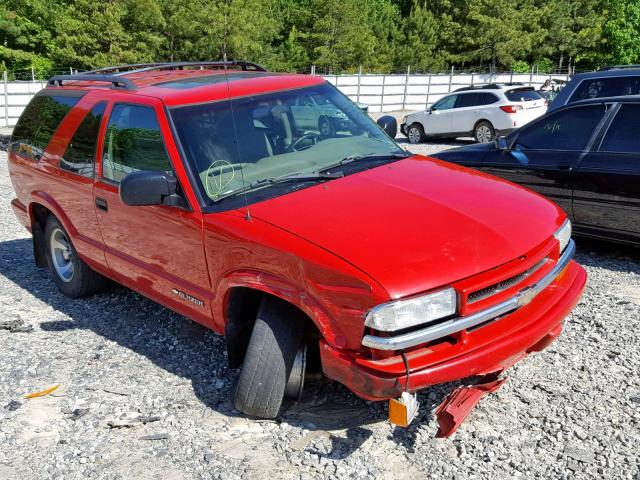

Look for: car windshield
[170,83,402,203]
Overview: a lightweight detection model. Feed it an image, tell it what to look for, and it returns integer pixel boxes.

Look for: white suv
[401,84,547,144]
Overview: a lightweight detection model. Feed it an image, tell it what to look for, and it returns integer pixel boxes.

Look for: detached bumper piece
[435,374,506,437]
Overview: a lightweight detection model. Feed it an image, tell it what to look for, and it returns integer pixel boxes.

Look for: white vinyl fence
[325,71,570,113]
[0,70,570,127]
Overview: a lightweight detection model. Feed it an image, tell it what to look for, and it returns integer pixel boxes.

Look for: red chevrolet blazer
[5,62,586,423]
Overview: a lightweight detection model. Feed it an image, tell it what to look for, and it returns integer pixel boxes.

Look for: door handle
[95,197,108,212]
[558,165,573,172]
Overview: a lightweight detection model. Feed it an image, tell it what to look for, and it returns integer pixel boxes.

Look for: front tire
[233,297,306,418]
[44,216,107,298]
[474,121,495,143]
[406,123,425,144]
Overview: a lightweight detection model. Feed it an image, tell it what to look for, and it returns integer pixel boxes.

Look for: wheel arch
[27,193,79,268]
[215,272,331,369]
[473,118,495,130]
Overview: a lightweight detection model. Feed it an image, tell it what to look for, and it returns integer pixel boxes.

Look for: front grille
[467,258,548,304]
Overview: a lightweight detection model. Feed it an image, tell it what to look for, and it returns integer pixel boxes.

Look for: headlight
[402,116,408,124]
[554,219,571,254]
[365,288,457,332]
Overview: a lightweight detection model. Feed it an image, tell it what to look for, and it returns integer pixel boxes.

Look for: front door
[480,103,608,217]
[426,94,457,135]
[572,102,640,240]
[93,98,214,326]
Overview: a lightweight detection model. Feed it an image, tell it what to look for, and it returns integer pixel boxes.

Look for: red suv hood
[249,156,565,298]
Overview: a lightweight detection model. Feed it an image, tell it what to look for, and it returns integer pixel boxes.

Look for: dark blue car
[432,96,640,245]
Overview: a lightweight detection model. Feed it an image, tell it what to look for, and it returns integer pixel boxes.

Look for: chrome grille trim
[467,257,549,304]
[362,240,575,351]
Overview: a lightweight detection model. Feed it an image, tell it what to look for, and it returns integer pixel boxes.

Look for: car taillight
[500,105,523,114]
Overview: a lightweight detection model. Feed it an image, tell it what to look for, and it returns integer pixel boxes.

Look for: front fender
[213,269,337,345]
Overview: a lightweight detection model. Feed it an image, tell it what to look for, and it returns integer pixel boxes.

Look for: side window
[599,104,640,154]
[102,104,172,183]
[60,102,106,177]
[10,94,81,160]
[570,76,640,103]
[456,93,479,108]
[432,95,457,110]
[513,104,606,151]
[477,93,499,105]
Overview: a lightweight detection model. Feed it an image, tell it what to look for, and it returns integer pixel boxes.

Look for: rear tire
[44,216,108,298]
[233,297,306,418]
[474,121,495,143]
[406,123,425,144]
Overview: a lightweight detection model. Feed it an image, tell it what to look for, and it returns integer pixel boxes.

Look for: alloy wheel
[50,227,74,282]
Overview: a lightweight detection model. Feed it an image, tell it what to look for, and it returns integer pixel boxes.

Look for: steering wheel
[288,132,320,152]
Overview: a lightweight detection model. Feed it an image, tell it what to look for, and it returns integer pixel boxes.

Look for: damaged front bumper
[320,248,587,401]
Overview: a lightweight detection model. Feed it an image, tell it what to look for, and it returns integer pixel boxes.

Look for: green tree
[602,0,640,65]
[52,0,164,69]
[455,0,536,71]
[0,0,56,75]
[537,0,605,72]
[396,1,445,72]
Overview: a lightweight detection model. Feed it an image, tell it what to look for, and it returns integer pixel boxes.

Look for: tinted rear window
[10,94,82,159]
[570,76,640,102]
[505,89,542,102]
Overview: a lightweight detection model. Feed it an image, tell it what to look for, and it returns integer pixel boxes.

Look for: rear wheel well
[224,287,321,373]
[474,118,493,129]
[30,203,51,268]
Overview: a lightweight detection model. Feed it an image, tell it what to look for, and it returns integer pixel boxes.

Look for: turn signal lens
[554,219,572,254]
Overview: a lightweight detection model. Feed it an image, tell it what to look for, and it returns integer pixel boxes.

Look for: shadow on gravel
[574,237,640,274]
[0,237,459,455]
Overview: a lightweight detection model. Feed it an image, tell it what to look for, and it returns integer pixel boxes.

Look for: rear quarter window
[10,94,82,160]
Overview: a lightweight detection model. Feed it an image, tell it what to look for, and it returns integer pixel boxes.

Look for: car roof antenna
[223,61,252,222]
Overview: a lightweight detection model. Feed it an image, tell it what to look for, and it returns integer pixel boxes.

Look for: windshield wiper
[212,171,343,203]
[249,171,344,188]
[316,151,410,174]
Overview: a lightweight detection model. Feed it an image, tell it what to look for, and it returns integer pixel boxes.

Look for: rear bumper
[320,259,586,401]
[10,198,31,232]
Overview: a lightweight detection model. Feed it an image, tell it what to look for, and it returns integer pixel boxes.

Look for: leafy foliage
[0,0,637,74]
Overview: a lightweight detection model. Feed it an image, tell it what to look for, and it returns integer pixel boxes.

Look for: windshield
[170,83,402,203]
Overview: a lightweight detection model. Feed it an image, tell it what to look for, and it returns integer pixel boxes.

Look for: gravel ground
[0,132,639,480]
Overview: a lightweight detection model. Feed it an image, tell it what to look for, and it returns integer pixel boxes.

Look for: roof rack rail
[112,61,268,76]
[84,63,168,74]
[47,74,136,89]
[599,64,640,71]
[454,83,502,92]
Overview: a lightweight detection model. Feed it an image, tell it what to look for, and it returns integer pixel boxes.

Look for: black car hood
[431,142,494,165]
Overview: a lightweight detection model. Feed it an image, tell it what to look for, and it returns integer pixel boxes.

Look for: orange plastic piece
[23,384,60,399]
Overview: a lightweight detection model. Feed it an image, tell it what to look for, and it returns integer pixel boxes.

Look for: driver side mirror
[120,171,187,209]
[496,135,509,150]
[376,115,398,139]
